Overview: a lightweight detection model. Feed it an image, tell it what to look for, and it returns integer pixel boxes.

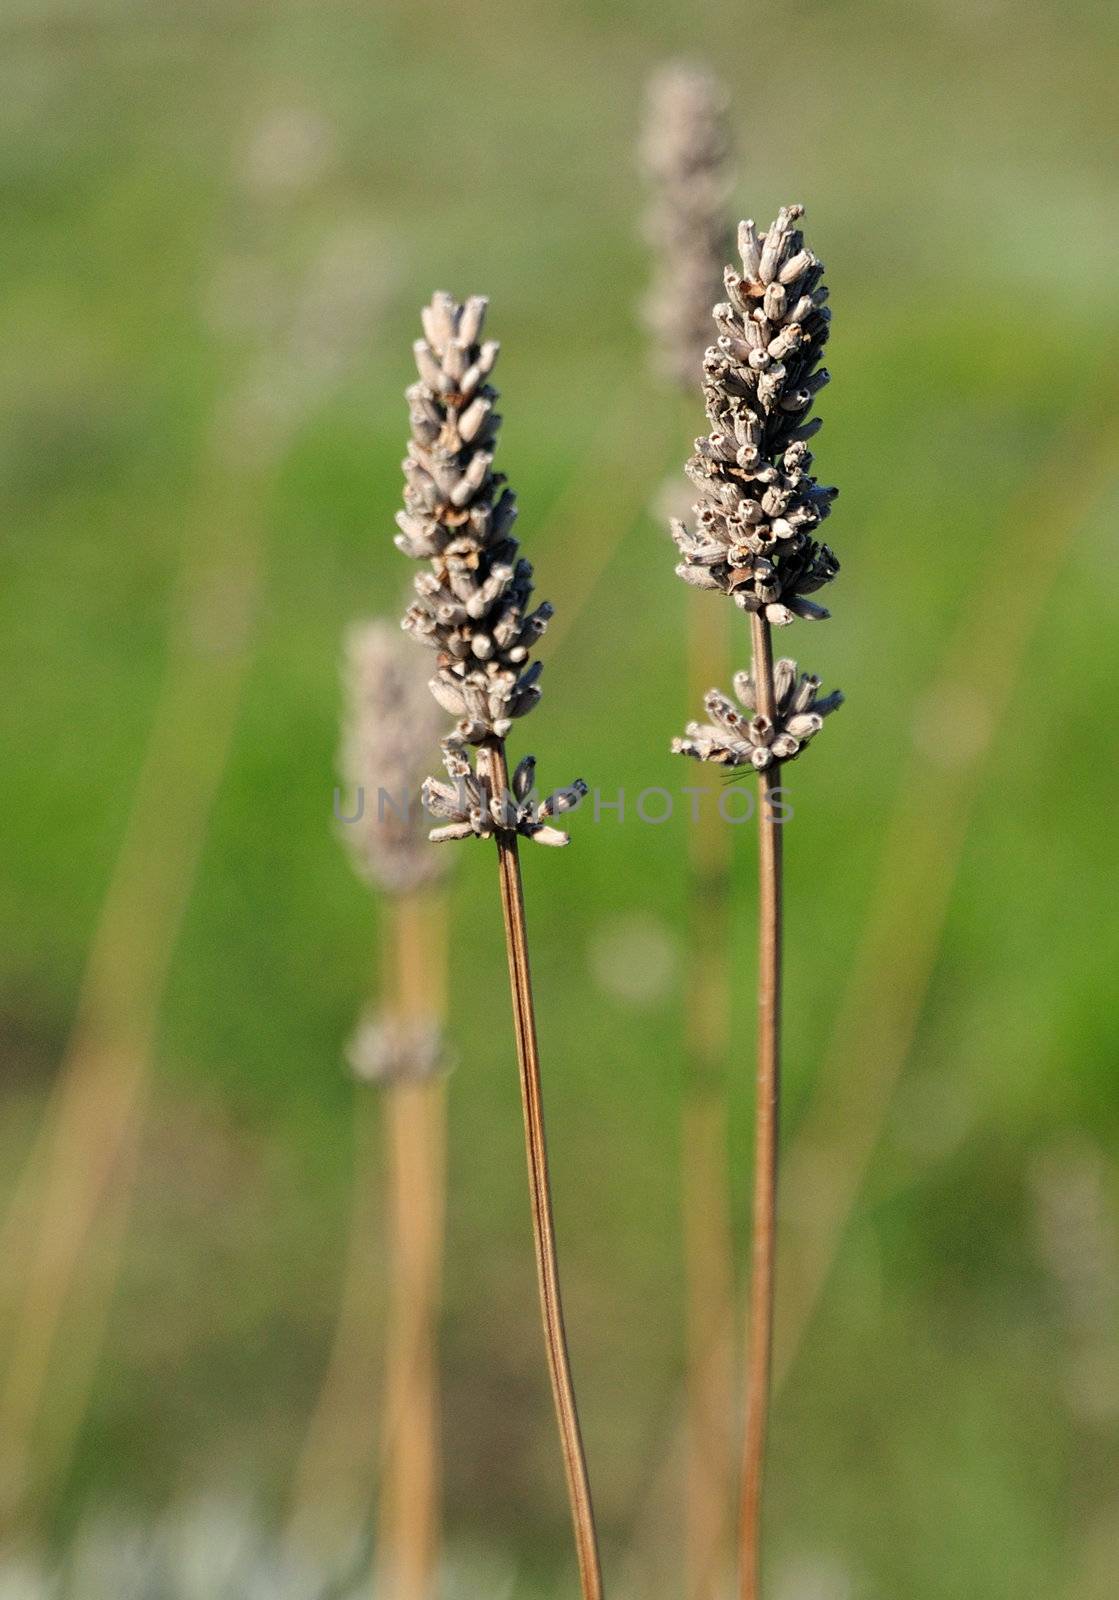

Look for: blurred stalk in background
[289,622,450,1600]
[641,63,737,1600]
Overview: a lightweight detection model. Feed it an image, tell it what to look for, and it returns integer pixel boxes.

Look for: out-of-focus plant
[291,621,450,1596]
[641,59,737,1600]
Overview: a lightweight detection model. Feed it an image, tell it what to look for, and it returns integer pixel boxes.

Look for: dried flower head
[642,63,734,390]
[347,1008,449,1085]
[397,293,583,843]
[423,744,587,849]
[673,658,842,770]
[397,293,552,744]
[671,205,839,624]
[337,620,446,895]
[672,205,843,767]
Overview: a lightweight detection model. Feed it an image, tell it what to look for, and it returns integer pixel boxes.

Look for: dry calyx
[396,291,584,843]
[671,204,843,766]
[671,205,840,627]
[673,659,842,770]
[423,745,587,848]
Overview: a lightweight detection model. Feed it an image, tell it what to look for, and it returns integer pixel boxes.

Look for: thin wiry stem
[740,613,783,1600]
[378,1080,445,1600]
[486,737,604,1600]
[396,292,593,1583]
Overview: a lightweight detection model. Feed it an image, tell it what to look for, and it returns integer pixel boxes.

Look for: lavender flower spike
[671,204,841,636]
[672,205,843,767]
[395,296,602,1599]
[398,292,584,844]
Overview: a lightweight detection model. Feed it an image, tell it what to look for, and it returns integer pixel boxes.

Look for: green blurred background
[2,0,1118,1594]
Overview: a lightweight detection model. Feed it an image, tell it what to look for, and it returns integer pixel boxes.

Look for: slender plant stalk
[310,377,660,1574]
[375,888,447,1600]
[740,615,783,1600]
[378,1079,444,1600]
[486,738,604,1600]
[325,622,450,1584]
[641,65,737,1596]
[397,293,598,1595]
[669,206,843,1600]
[622,391,1119,1598]
[285,892,449,1574]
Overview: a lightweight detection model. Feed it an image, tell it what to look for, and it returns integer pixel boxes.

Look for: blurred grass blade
[0,465,266,1532]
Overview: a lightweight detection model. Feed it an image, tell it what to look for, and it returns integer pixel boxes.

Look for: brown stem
[285,892,448,1571]
[485,738,604,1600]
[376,889,447,1600]
[740,615,783,1600]
[379,1080,445,1600]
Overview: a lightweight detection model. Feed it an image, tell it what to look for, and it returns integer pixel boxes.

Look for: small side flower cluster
[397,293,584,845]
[424,746,587,848]
[671,206,842,768]
[347,1010,448,1085]
[673,660,842,771]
